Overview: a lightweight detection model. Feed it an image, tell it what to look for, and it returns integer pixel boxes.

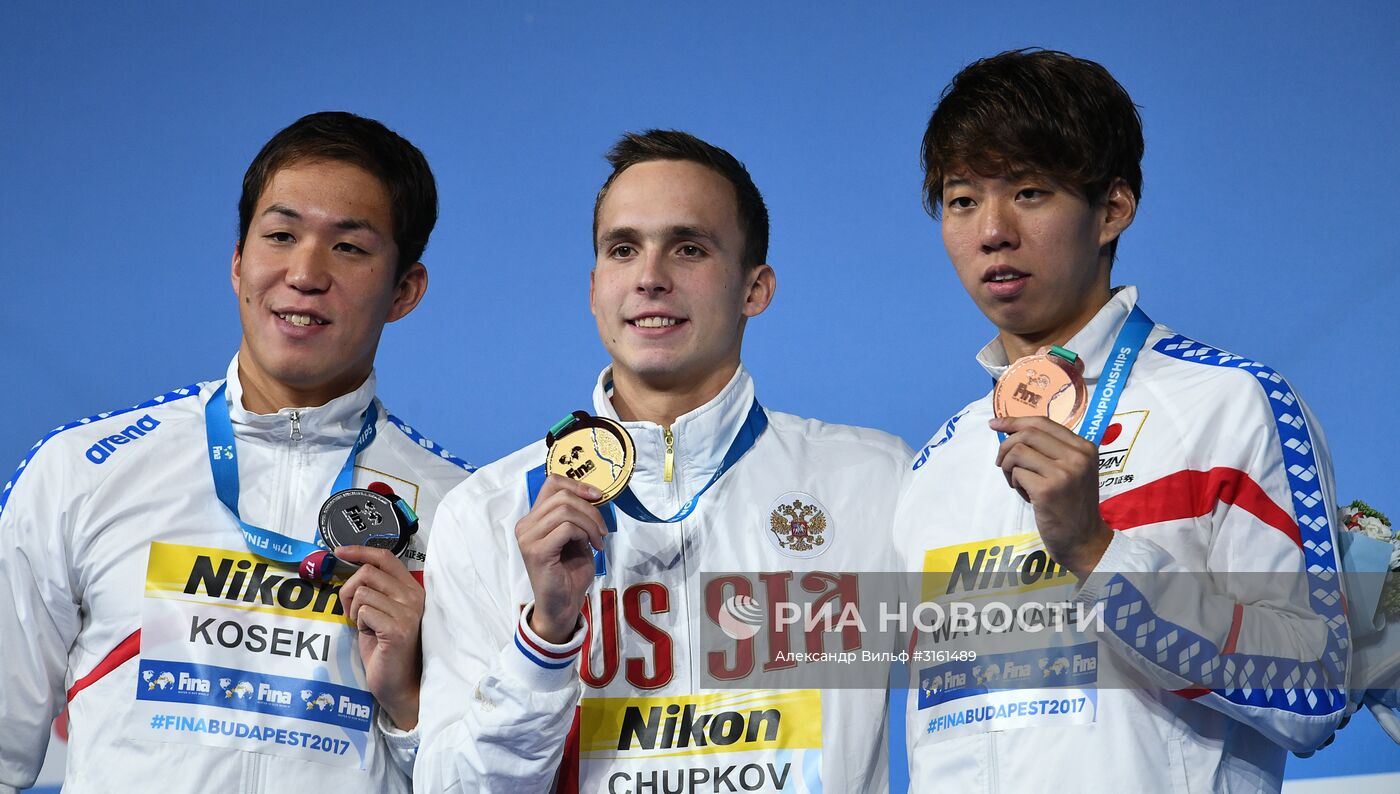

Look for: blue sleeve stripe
[385,412,476,473]
[0,383,203,519]
[513,634,578,670]
[1091,335,1347,714]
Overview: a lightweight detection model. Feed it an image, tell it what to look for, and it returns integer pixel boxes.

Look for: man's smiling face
[232,158,422,407]
[590,158,770,395]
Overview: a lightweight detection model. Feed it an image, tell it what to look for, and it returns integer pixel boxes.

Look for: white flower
[1356,514,1393,542]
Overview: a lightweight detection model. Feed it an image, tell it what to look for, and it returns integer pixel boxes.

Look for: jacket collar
[977,285,1141,382]
[223,354,379,445]
[591,364,755,490]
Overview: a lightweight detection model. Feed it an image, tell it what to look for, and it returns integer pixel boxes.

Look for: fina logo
[300,689,336,711]
[219,678,254,699]
[85,415,161,465]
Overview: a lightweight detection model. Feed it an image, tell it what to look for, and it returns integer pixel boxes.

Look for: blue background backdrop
[4,1,1397,789]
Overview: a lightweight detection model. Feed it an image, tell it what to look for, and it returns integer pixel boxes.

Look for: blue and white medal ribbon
[610,398,767,523]
[205,381,378,564]
[526,397,768,575]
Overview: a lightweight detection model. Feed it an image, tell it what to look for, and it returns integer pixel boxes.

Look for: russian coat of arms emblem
[769,496,829,555]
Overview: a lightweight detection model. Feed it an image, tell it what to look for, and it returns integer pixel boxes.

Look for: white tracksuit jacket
[416,365,912,793]
[897,287,1348,792]
[0,357,473,794]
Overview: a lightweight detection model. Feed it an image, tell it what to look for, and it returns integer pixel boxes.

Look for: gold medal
[993,344,1088,429]
[545,411,635,505]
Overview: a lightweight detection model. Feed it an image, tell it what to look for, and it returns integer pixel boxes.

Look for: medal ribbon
[611,398,768,523]
[996,305,1154,444]
[525,397,769,576]
[204,382,378,564]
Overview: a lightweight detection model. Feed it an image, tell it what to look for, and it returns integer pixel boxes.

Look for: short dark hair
[238,111,438,276]
[921,49,1143,256]
[593,130,769,270]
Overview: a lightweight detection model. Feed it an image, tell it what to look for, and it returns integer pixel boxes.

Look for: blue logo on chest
[85,414,161,464]
[912,410,968,471]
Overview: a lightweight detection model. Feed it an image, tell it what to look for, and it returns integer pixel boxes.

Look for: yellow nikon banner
[577,689,825,793]
[145,541,351,625]
[580,689,821,760]
[921,532,1076,602]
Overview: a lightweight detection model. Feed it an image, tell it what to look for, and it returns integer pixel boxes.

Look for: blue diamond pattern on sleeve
[1088,336,1347,714]
[386,412,476,473]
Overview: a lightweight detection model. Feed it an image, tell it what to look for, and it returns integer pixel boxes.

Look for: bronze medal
[993,345,1088,429]
[545,411,635,505]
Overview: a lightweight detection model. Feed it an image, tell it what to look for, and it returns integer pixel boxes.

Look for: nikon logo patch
[617,703,779,751]
[580,690,821,759]
[145,542,348,624]
[921,533,1073,600]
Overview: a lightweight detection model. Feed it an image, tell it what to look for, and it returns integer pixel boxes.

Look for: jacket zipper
[275,410,304,541]
[667,424,690,688]
[663,426,675,482]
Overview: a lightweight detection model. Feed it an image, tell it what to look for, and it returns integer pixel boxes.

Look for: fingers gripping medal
[304,484,419,581]
[545,410,635,504]
[994,344,1088,428]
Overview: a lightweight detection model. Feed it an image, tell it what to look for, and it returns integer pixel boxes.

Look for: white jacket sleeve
[1076,382,1348,752]
[414,491,585,793]
[376,710,422,778]
[0,441,83,792]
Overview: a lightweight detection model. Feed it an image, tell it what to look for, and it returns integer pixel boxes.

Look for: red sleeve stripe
[518,623,580,661]
[67,629,140,703]
[1099,467,1301,548]
[1173,688,1210,699]
[1221,602,1245,656]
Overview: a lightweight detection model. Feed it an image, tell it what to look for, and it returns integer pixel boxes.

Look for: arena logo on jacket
[577,690,823,792]
[911,410,969,471]
[82,413,162,465]
[129,541,375,769]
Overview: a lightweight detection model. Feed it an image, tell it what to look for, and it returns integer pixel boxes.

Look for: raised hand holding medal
[521,402,764,640]
[514,411,629,643]
[990,347,1109,578]
[308,482,428,729]
[990,307,1155,576]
